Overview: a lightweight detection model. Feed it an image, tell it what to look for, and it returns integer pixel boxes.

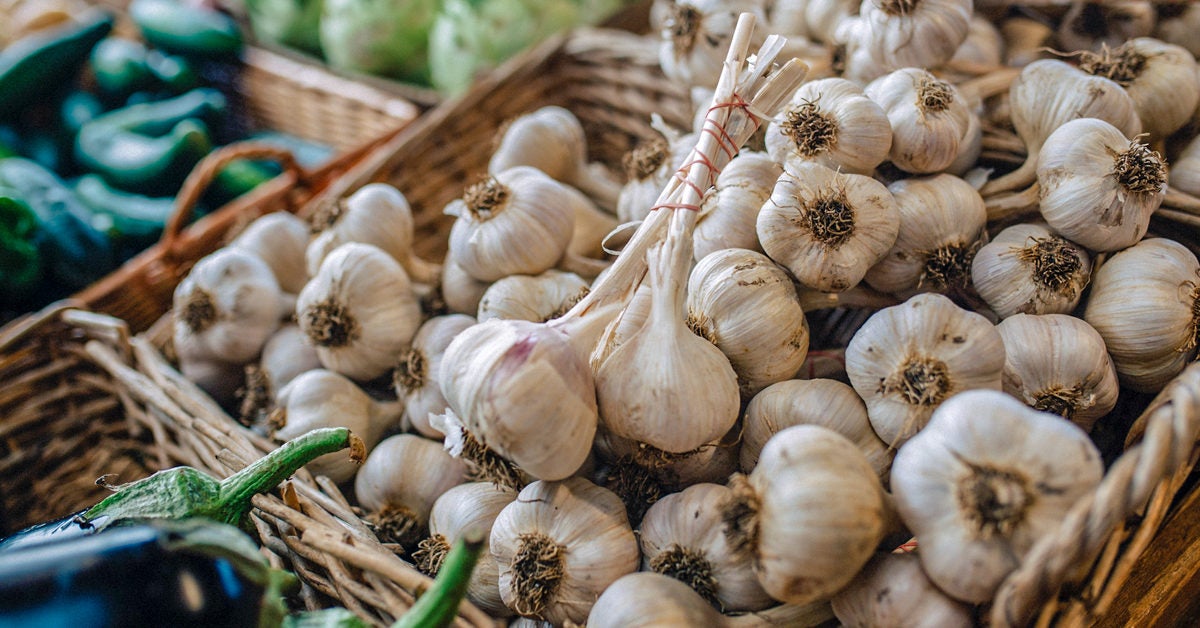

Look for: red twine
[649,96,754,213]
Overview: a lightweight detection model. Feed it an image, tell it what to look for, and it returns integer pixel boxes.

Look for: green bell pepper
[73,173,178,259]
[129,0,243,60]
[0,9,114,120]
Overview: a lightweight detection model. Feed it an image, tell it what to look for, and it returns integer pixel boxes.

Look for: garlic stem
[722,600,836,627]
[795,284,899,313]
[955,66,1021,106]
[558,251,611,278]
[980,158,1037,197]
[1162,186,1200,215]
[985,184,1040,223]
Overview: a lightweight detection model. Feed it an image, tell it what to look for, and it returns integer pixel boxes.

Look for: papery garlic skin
[297,242,422,381]
[758,161,899,292]
[354,434,468,546]
[764,77,892,175]
[1077,38,1200,141]
[693,151,781,261]
[736,425,886,605]
[654,0,768,89]
[419,482,517,616]
[173,247,286,365]
[1084,237,1200,393]
[863,174,985,297]
[1036,118,1165,253]
[830,552,973,627]
[395,314,476,438]
[845,293,1005,447]
[856,0,972,73]
[971,223,1092,319]
[996,314,1118,433]
[477,270,590,323]
[864,68,974,175]
[440,319,597,480]
[740,379,891,482]
[587,572,723,628]
[891,389,1103,604]
[639,483,774,611]
[491,477,639,624]
[229,211,311,294]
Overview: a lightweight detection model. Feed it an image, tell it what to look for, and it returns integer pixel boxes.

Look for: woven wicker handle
[163,143,303,254]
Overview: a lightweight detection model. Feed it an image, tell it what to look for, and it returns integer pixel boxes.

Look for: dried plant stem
[985,184,1041,223]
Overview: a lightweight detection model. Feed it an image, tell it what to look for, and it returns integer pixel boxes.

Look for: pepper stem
[392,531,485,628]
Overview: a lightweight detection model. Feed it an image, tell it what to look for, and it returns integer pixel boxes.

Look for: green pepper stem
[218,427,364,522]
[392,531,485,628]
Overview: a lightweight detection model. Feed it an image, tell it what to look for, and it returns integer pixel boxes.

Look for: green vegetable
[318,0,441,84]
[428,0,580,96]
[0,9,114,120]
[244,0,325,57]
[0,193,44,298]
[75,88,226,195]
[205,158,283,208]
[90,37,157,100]
[128,0,243,60]
[73,173,177,255]
[146,48,200,92]
[59,90,106,134]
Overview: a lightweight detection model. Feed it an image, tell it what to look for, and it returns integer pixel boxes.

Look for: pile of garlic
[167,3,1200,625]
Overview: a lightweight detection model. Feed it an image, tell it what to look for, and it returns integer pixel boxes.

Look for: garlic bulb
[1076,38,1200,141]
[764,77,892,175]
[864,68,974,175]
[229,211,310,294]
[768,0,856,44]
[477,270,590,323]
[950,14,1004,70]
[639,483,774,611]
[996,314,1118,433]
[439,319,597,480]
[415,482,517,616]
[490,476,639,623]
[981,59,1141,196]
[830,552,973,627]
[891,389,1104,603]
[693,150,781,261]
[1057,1,1155,53]
[306,183,440,284]
[654,0,768,88]
[845,293,1005,447]
[488,106,623,211]
[1084,237,1200,393]
[740,379,891,482]
[173,247,287,365]
[945,108,982,178]
[863,174,985,297]
[445,166,596,281]
[354,434,468,548]
[272,369,402,482]
[686,248,810,397]
[758,161,899,292]
[1036,117,1165,252]
[596,236,741,453]
[394,314,475,438]
[1154,4,1200,58]
[617,129,694,224]
[587,572,723,628]
[971,223,1092,319]
[855,0,972,73]
[724,425,887,605]
[297,242,422,381]
[440,254,492,316]
[239,323,321,427]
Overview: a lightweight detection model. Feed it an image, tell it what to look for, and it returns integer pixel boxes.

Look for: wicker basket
[6,23,1200,628]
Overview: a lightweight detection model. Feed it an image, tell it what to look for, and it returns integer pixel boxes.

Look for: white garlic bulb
[477,270,590,323]
[1076,38,1200,141]
[891,389,1103,603]
[996,313,1118,433]
[856,0,972,73]
[439,319,597,480]
[758,160,899,292]
[1154,4,1200,58]
[596,236,741,453]
[768,0,856,44]
[863,174,986,298]
[229,211,310,294]
[949,14,1004,71]
[764,77,892,175]
[306,183,440,285]
[639,483,774,611]
[1036,117,1165,252]
[740,379,891,482]
[724,425,887,605]
[490,476,639,624]
[693,151,781,261]
[394,314,475,438]
[297,242,422,381]
[654,0,768,88]
[440,253,492,316]
[354,434,468,548]
[586,572,723,628]
[1057,1,1155,53]
[864,68,974,175]
[173,247,287,365]
[971,223,1092,320]
[617,129,694,224]
[239,323,322,427]
[845,293,1005,448]
[830,552,973,627]
[1084,237,1200,393]
[272,369,401,482]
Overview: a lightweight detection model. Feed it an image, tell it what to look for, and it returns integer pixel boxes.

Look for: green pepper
[75,88,226,195]
[204,158,283,208]
[59,90,106,135]
[73,173,177,258]
[129,0,243,60]
[0,9,115,120]
[0,194,44,300]
[90,38,199,102]
[146,49,200,93]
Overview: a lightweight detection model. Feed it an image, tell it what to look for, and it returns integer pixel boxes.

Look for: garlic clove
[586,572,724,627]
[970,222,1092,319]
[354,433,468,549]
[228,211,311,295]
